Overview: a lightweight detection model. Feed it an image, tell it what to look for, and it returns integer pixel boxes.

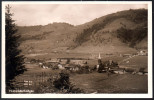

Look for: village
[27,50,148,75]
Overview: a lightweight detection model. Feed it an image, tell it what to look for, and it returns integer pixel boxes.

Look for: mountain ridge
[17,8,147,55]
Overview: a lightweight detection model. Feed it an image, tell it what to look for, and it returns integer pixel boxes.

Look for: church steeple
[98,53,102,65]
[98,53,101,59]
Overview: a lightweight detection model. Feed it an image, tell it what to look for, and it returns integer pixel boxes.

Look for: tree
[5,5,26,87]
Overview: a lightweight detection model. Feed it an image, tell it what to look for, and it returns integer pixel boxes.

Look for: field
[70,72,147,93]
[8,54,148,94]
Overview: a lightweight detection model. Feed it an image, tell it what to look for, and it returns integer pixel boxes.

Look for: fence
[7,72,59,93]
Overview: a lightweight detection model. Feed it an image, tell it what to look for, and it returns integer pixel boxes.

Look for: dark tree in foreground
[5,5,26,87]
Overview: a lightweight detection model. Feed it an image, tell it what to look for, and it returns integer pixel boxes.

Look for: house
[57,58,69,64]
[70,59,86,65]
[138,50,148,56]
[58,64,65,69]
[64,64,80,71]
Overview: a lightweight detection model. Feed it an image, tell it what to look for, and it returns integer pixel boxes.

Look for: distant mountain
[17,9,147,55]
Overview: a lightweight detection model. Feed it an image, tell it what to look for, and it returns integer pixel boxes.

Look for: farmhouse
[70,59,87,65]
[64,64,80,71]
[57,58,69,64]
[138,50,148,56]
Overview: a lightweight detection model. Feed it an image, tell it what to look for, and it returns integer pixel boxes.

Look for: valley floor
[6,55,148,94]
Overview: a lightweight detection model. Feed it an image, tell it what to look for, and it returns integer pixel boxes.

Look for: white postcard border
[1,1,153,98]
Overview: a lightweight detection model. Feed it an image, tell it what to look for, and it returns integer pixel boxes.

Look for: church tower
[98,53,102,65]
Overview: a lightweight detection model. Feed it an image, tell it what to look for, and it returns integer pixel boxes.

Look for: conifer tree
[5,5,26,86]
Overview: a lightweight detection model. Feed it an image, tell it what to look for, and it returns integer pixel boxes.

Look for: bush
[53,71,84,93]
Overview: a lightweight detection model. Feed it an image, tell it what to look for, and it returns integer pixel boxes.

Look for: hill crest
[17,9,147,55]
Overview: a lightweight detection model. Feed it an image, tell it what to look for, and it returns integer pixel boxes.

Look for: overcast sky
[9,4,147,26]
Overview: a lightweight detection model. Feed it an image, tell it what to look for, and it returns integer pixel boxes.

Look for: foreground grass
[70,72,148,93]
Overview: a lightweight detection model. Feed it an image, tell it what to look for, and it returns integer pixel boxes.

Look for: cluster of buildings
[39,58,88,71]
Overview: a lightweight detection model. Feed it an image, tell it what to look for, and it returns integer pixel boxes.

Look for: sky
[9,4,147,26]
